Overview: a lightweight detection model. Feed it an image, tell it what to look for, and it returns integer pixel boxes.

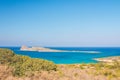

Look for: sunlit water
[1,47,120,64]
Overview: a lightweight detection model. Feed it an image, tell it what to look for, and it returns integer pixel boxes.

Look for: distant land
[94,56,120,63]
[20,45,65,52]
[20,45,100,53]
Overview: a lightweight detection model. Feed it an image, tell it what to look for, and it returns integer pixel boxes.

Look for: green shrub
[0,48,57,76]
[0,48,15,64]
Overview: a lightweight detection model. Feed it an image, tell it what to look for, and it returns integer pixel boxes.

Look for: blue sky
[0,0,120,47]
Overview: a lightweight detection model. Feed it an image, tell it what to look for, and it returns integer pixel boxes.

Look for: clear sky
[0,0,120,47]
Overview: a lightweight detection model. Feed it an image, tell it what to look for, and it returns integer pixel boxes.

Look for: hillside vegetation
[0,48,57,76]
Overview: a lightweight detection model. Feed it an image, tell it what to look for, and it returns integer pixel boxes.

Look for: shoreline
[56,56,120,64]
[94,56,120,63]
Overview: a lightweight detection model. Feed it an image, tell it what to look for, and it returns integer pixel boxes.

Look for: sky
[0,0,120,47]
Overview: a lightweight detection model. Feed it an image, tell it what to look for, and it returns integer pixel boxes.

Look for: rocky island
[20,45,65,52]
[20,45,100,53]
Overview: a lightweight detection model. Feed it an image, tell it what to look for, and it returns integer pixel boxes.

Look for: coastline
[94,56,120,63]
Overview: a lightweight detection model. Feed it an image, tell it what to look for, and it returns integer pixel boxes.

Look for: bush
[12,55,57,76]
[0,48,15,64]
[0,48,57,76]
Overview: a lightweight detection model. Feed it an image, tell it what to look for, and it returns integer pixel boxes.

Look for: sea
[0,47,120,64]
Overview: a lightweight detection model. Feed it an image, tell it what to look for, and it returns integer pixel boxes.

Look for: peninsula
[94,56,120,63]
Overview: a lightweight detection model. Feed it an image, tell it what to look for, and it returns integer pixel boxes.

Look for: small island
[20,45,100,53]
[20,45,65,52]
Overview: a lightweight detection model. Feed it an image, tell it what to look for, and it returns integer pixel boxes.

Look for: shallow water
[1,47,120,64]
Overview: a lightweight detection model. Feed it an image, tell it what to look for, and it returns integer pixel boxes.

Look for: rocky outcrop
[20,45,29,50]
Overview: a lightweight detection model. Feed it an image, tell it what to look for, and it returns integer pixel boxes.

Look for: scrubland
[0,48,120,80]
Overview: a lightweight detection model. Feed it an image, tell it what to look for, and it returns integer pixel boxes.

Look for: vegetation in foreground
[0,48,57,77]
[0,48,120,80]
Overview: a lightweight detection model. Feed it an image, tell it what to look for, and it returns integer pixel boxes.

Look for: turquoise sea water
[0,47,120,64]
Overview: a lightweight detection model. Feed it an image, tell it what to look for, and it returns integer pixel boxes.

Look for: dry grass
[1,63,120,80]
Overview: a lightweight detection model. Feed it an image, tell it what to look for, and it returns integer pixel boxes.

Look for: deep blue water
[0,47,120,64]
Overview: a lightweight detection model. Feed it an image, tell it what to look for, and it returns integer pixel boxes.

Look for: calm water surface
[1,47,120,64]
